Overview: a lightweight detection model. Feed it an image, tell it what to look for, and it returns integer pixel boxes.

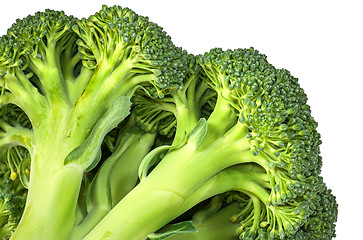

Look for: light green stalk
[11,105,85,240]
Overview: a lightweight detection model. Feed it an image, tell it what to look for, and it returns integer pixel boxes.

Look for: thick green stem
[11,163,83,240]
[10,116,83,240]
[11,104,91,240]
[83,177,188,240]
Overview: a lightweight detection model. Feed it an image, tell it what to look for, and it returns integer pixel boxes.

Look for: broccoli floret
[0,160,27,240]
[0,190,26,240]
[72,5,188,99]
[293,177,338,240]
[81,48,337,240]
[0,194,21,240]
[0,5,188,239]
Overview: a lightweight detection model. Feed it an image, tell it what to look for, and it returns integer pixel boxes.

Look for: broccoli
[0,5,337,240]
[0,5,187,239]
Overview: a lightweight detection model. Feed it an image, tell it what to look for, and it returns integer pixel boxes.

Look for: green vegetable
[0,5,337,240]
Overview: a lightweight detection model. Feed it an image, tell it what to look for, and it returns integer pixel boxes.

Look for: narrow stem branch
[0,123,34,151]
[4,74,47,124]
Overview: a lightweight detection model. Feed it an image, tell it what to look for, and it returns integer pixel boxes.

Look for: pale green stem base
[10,166,83,240]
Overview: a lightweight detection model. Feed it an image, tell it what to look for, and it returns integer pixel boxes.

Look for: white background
[1,0,361,239]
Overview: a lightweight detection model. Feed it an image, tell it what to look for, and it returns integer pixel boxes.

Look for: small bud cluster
[74,5,189,94]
